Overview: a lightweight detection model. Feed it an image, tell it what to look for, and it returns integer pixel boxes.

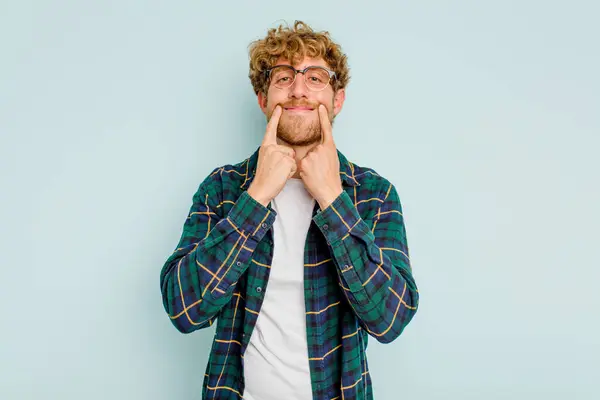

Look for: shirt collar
[240,145,360,190]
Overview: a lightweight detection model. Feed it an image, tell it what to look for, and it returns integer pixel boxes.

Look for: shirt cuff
[227,190,276,243]
[313,190,361,245]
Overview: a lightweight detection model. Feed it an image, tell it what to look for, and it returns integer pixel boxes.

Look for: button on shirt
[159,146,419,400]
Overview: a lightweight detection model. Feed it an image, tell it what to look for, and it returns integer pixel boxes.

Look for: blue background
[1,1,598,399]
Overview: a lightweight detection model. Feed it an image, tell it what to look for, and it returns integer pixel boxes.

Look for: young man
[160,21,419,400]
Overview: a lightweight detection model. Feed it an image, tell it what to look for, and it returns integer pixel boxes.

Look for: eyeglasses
[266,65,336,92]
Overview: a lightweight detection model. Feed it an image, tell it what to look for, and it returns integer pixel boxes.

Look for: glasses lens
[305,67,331,90]
[270,66,295,88]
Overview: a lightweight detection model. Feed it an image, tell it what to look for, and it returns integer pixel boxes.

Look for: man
[160,21,419,400]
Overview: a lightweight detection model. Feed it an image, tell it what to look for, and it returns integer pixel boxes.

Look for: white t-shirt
[242,178,315,400]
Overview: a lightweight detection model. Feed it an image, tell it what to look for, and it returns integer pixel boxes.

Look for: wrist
[247,185,270,207]
[317,187,343,210]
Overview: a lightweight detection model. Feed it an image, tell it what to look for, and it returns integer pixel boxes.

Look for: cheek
[316,94,335,110]
[266,89,286,106]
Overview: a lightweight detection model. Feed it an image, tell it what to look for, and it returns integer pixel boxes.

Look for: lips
[284,107,314,111]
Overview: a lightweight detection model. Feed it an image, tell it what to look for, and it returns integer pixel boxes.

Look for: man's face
[258,56,345,147]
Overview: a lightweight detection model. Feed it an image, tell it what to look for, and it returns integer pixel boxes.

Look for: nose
[288,72,309,99]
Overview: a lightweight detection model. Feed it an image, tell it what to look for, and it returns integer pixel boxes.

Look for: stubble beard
[276,114,322,147]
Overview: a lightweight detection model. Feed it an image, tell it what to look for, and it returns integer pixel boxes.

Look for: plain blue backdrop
[1,1,598,399]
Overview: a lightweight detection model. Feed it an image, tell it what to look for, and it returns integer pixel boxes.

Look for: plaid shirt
[160,146,419,399]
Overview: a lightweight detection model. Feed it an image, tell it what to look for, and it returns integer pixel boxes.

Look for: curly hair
[248,20,350,95]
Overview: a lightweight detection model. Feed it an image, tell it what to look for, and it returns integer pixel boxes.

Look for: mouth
[284,107,314,112]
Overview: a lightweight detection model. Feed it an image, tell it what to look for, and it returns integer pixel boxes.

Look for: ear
[258,91,268,115]
[333,88,346,117]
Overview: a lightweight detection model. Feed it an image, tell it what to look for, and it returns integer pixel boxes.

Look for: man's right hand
[247,105,297,207]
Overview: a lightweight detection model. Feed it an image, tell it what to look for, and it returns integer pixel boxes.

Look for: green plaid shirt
[160,146,419,399]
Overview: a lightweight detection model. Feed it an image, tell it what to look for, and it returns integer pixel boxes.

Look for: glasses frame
[265,65,336,92]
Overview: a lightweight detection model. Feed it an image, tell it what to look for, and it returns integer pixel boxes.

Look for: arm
[159,171,276,333]
[313,182,419,343]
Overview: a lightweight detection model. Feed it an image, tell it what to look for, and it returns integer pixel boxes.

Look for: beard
[276,112,321,146]
[267,101,334,147]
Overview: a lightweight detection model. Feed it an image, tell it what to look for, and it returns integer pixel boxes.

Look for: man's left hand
[299,104,344,210]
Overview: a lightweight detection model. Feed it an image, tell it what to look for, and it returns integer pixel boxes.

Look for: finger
[288,158,298,178]
[318,104,334,145]
[263,105,283,145]
[289,157,297,170]
[276,145,295,159]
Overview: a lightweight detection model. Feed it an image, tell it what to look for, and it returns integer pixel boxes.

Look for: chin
[279,131,321,147]
[278,120,321,146]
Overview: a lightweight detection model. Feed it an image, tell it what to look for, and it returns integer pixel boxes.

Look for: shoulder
[347,158,400,202]
[193,154,253,203]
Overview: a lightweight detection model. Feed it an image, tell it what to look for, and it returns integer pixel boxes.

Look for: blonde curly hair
[248,20,350,95]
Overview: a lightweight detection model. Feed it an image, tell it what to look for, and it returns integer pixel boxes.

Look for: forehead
[274,56,330,70]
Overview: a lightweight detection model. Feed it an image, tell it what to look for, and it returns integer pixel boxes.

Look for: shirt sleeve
[312,183,419,343]
[160,170,276,333]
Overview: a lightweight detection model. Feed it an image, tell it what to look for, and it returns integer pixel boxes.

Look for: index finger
[263,105,282,145]
[318,104,334,145]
